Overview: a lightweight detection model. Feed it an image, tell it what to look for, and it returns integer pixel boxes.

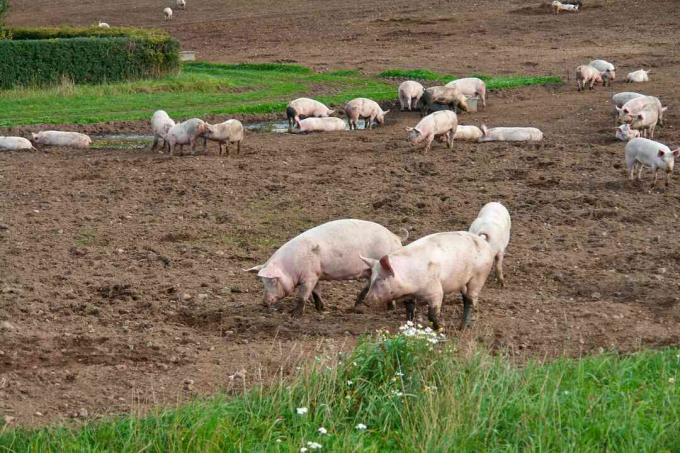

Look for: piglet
[469,202,511,287]
[0,136,38,151]
[361,231,495,330]
[615,123,641,142]
[589,60,616,81]
[166,118,208,156]
[576,65,604,91]
[205,119,244,155]
[398,81,424,111]
[151,110,176,152]
[625,137,680,188]
[245,219,406,317]
[344,98,389,130]
[406,110,458,153]
[626,69,649,83]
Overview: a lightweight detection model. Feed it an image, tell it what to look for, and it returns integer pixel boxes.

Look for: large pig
[478,125,543,142]
[205,119,244,155]
[617,95,666,126]
[360,231,495,330]
[589,59,616,81]
[166,118,208,156]
[31,131,91,148]
[626,69,649,83]
[445,77,487,109]
[286,98,334,130]
[468,202,511,287]
[629,107,661,139]
[245,219,407,317]
[344,98,389,130]
[151,110,175,152]
[453,125,483,142]
[406,110,458,153]
[615,123,641,142]
[294,117,346,133]
[398,80,425,111]
[576,65,605,91]
[419,86,469,116]
[611,92,644,124]
[0,136,38,151]
[625,137,680,188]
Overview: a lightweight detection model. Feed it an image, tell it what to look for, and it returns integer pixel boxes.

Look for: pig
[294,117,346,133]
[445,77,487,109]
[625,137,680,188]
[452,125,483,142]
[98,21,110,28]
[419,86,469,116]
[176,0,186,9]
[626,69,649,83]
[151,110,175,152]
[204,119,244,155]
[615,123,641,142]
[31,131,92,148]
[617,95,666,126]
[0,136,38,151]
[478,125,543,142]
[629,107,660,139]
[286,98,335,130]
[163,7,173,20]
[406,110,458,153]
[360,231,495,330]
[398,80,425,111]
[589,59,616,81]
[552,1,579,13]
[245,219,407,317]
[166,118,208,156]
[468,202,511,287]
[612,92,644,108]
[344,98,389,130]
[576,65,604,91]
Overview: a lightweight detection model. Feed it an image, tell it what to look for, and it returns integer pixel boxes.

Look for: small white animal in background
[615,124,640,142]
[626,69,650,83]
[552,1,579,14]
[176,0,186,9]
[98,21,110,28]
[163,7,173,20]
[0,136,39,151]
[625,137,680,188]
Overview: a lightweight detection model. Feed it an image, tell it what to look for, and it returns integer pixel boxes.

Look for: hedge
[0,27,179,89]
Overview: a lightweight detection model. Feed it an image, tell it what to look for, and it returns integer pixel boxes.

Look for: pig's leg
[651,169,658,188]
[495,253,505,287]
[423,288,444,330]
[424,135,434,154]
[203,136,208,152]
[461,293,474,328]
[237,141,241,155]
[447,130,454,149]
[649,125,655,139]
[404,299,416,321]
[367,117,373,130]
[225,142,230,156]
[665,171,671,187]
[637,164,644,180]
[354,285,369,307]
[311,286,325,312]
[151,135,159,151]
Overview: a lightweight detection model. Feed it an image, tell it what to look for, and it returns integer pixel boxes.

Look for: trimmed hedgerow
[0,27,179,89]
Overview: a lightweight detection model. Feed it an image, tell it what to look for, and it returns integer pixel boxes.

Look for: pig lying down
[286,98,334,130]
[478,125,543,143]
[361,231,495,330]
[245,219,406,317]
[398,80,424,111]
[407,110,458,153]
[344,98,389,130]
[469,202,511,287]
[627,69,650,83]
[552,1,579,13]
[0,136,38,151]
[294,117,346,133]
[31,131,91,148]
[453,125,483,142]
[625,138,679,188]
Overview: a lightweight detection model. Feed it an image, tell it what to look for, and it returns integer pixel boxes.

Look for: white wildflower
[307,441,322,449]
[395,371,404,377]
[669,377,676,384]
[300,448,308,453]
[296,407,308,415]
[276,439,282,443]
[393,391,404,397]
[356,423,367,430]
[347,380,353,386]
[318,427,327,435]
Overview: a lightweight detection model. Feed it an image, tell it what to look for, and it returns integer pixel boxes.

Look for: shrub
[0,27,179,89]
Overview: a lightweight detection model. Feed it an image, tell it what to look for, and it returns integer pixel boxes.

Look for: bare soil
[2,0,680,427]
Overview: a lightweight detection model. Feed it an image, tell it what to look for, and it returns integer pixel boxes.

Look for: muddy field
[3,0,680,427]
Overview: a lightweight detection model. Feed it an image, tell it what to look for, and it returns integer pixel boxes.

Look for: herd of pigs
[0,58,677,330]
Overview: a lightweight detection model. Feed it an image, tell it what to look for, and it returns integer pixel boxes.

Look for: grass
[1,325,678,452]
[378,68,563,90]
[1,63,561,127]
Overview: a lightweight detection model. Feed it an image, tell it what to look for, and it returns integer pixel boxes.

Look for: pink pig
[406,110,458,153]
[344,98,389,130]
[286,98,335,130]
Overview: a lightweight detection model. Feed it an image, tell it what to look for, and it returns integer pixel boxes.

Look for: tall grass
[379,68,562,90]
[1,325,678,452]
[1,63,560,127]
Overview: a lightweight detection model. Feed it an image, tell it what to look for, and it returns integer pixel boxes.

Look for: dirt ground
[3,0,680,427]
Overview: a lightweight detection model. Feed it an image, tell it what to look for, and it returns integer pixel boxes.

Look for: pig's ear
[327,110,336,116]
[359,255,378,269]
[658,149,665,157]
[244,264,264,273]
[662,106,669,112]
[383,110,390,115]
[615,107,622,113]
[379,255,394,276]
[672,148,680,157]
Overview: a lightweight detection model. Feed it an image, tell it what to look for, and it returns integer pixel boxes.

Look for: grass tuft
[1,325,679,452]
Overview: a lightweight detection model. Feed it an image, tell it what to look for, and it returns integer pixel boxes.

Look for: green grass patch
[2,326,679,452]
[379,68,562,90]
[1,63,561,127]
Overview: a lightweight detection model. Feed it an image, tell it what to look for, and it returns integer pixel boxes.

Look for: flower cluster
[398,321,446,344]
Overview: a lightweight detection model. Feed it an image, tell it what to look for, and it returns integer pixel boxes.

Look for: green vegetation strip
[1,327,678,452]
[1,63,561,127]
[379,68,562,90]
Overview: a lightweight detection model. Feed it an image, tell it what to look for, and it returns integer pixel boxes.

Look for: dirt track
[2,0,680,427]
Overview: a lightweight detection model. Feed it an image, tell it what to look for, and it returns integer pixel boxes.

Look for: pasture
[1,0,680,446]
